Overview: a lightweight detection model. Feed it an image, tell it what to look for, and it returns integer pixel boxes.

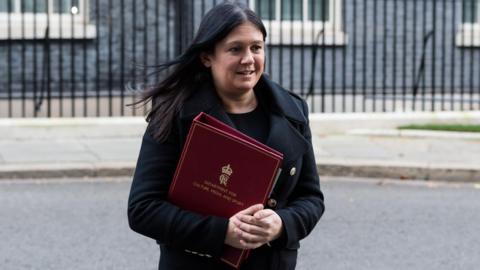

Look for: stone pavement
[0,112,479,182]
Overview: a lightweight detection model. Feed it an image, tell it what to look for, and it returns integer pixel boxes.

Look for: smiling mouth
[237,71,255,75]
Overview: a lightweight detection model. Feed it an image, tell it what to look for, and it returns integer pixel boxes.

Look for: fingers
[234,209,277,236]
[250,210,284,243]
[233,215,269,237]
[237,204,264,215]
[225,205,281,249]
[235,209,275,228]
[253,209,275,220]
[233,226,267,243]
[225,218,266,249]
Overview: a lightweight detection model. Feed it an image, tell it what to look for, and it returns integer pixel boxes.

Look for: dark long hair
[135,2,267,142]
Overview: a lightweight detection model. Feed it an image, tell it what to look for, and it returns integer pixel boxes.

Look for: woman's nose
[240,51,254,65]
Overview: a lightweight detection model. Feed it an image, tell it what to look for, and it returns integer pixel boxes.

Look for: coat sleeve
[273,100,325,249]
[127,123,229,257]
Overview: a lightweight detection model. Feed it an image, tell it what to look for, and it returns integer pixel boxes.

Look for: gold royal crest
[219,164,233,186]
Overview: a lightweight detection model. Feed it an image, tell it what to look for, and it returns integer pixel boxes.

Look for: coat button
[289,167,296,176]
[267,198,277,208]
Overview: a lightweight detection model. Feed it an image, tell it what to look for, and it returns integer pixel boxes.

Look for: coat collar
[256,76,307,124]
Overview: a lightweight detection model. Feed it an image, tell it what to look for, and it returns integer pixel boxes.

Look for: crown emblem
[222,164,233,176]
[219,164,233,186]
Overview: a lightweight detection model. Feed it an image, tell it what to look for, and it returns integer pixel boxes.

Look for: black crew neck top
[226,102,269,144]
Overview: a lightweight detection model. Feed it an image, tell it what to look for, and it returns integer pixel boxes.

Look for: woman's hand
[225,204,283,249]
[252,209,283,242]
[225,204,265,249]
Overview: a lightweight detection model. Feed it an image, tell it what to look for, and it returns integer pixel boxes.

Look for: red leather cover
[168,112,283,268]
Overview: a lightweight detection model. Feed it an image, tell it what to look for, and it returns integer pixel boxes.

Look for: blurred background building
[1,0,479,118]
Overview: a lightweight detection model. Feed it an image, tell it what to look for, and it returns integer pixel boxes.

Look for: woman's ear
[200,52,211,68]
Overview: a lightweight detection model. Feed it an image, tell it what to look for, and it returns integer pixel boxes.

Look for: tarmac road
[1,177,479,270]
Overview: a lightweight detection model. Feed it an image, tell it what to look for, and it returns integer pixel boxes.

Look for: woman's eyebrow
[225,40,264,46]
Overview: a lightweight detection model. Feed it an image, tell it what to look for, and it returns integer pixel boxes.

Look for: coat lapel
[259,76,310,167]
[265,113,309,168]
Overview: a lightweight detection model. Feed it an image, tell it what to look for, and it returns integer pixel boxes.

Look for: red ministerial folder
[168,112,283,269]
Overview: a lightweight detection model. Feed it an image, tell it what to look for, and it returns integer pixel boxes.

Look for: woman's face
[201,22,265,98]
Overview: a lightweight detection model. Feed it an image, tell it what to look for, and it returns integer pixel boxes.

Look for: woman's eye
[229,47,240,52]
[252,45,262,52]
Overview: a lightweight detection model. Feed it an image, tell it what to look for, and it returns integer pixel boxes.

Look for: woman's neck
[217,89,258,114]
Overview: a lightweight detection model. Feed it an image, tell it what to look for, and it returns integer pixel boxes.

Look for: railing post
[174,0,194,56]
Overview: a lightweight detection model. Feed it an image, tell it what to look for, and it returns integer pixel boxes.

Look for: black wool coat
[128,75,325,270]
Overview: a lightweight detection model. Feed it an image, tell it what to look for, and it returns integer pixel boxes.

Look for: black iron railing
[0,0,479,118]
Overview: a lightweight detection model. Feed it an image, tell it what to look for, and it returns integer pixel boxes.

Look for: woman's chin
[233,80,259,92]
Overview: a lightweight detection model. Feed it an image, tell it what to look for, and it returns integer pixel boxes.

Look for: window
[456,0,480,47]
[255,0,329,22]
[463,0,479,23]
[0,0,96,40]
[250,0,347,45]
